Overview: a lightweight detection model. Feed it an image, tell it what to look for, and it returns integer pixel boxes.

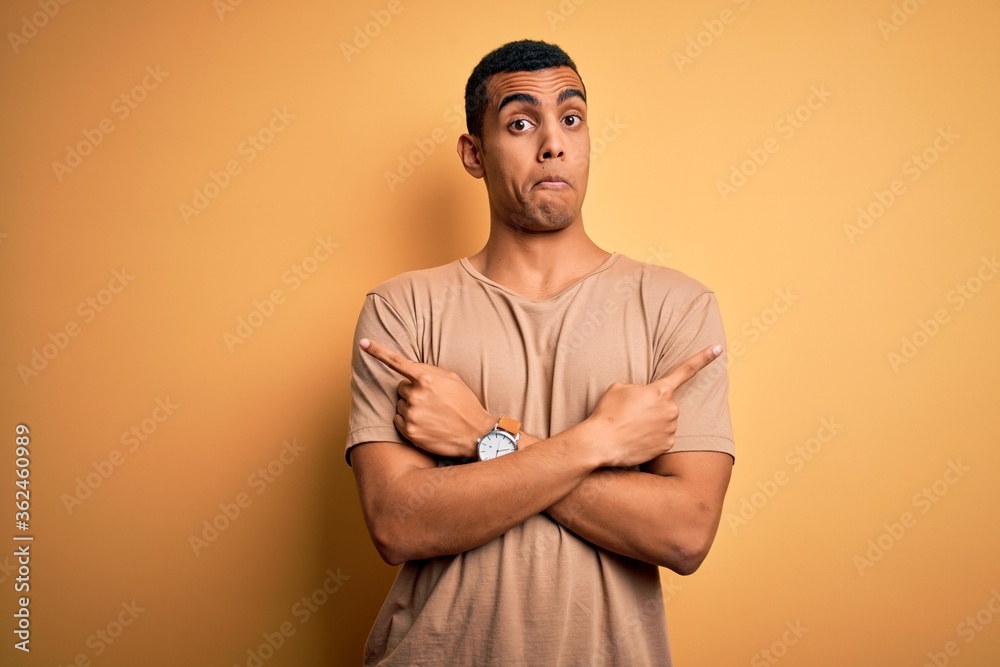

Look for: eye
[564,114,582,127]
[510,118,534,132]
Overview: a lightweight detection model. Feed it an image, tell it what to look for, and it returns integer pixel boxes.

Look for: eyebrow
[496,88,587,114]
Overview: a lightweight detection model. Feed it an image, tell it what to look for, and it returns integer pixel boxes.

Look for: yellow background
[2,0,998,665]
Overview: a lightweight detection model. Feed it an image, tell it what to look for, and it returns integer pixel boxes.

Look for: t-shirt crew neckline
[459,252,621,303]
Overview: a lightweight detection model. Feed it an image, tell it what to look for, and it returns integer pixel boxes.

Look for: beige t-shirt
[346,252,735,666]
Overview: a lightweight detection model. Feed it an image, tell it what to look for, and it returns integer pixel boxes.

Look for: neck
[467,216,611,300]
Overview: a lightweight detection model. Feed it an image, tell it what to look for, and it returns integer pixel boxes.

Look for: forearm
[519,434,719,573]
[550,469,713,572]
[373,422,605,564]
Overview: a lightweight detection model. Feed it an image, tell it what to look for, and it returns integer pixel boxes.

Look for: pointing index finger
[359,338,419,381]
[655,344,723,392]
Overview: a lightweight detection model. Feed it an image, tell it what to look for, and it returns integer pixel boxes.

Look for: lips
[534,175,571,188]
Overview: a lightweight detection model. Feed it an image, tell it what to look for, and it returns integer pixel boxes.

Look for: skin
[350,66,734,574]
[457,66,608,299]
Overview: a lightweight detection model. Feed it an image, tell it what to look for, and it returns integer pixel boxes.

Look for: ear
[457,133,485,179]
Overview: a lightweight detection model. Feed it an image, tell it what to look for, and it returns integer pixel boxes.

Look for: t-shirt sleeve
[345,291,419,466]
[650,290,736,461]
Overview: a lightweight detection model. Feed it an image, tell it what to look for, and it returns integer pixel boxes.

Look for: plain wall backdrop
[1,0,998,665]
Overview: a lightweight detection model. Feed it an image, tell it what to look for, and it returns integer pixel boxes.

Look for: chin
[511,213,570,233]
[527,203,578,230]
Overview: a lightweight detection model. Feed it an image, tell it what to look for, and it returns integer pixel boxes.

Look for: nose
[538,121,565,161]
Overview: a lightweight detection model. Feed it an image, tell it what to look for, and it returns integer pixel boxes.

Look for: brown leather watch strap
[497,415,521,435]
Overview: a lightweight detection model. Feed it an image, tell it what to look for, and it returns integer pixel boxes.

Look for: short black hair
[464,39,585,139]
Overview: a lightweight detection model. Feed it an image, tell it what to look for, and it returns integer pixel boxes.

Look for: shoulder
[609,253,716,305]
[365,259,467,306]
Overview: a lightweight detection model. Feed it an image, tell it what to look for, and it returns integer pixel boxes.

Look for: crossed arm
[350,339,733,574]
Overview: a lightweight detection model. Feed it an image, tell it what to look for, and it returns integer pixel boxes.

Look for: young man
[346,40,735,666]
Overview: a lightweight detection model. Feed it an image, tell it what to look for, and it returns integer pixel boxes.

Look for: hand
[359,338,495,459]
[586,344,723,468]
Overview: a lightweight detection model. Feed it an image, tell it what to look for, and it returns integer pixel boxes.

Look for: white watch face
[478,431,517,460]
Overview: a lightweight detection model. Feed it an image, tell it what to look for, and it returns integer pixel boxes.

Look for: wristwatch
[477,416,521,461]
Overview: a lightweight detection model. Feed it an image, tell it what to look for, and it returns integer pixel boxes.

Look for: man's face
[475,66,590,233]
